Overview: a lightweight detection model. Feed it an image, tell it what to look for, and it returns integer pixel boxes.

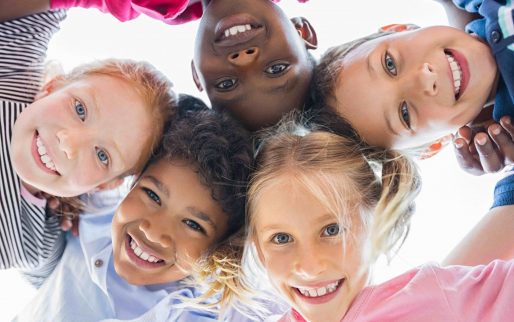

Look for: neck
[21,181,41,195]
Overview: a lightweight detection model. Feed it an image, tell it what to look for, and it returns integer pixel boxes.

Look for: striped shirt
[0,10,67,287]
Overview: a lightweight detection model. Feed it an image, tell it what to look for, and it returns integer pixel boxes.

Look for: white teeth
[36,136,56,171]
[223,24,254,38]
[129,238,162,263]
[297,280,341,298]
[446,53,462,96]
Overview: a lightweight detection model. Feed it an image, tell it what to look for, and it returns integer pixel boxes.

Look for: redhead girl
[1,10,175,285]
[210,112,514,322]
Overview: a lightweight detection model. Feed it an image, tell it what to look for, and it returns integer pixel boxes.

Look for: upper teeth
[446,53,462,97]
[36,136,56,171]
[130,238,162,263]
[224,24,252,38]
[297,280,341,298]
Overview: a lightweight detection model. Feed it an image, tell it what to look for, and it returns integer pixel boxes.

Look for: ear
[95,177,124,192]
[35,76,64,100]
[191,60,204,92]
[291,17,318,50]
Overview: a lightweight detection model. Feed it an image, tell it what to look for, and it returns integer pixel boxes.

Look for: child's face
[329,26,497,149]
[11,75,153,197]
[253,176,369,322]
[193,0,315,130]
[111,160,228,285]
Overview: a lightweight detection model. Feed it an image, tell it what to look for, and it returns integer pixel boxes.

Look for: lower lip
[124,234,166,269]
[31,132,59,176]
[448,49,470,99]
[293,279,344,305]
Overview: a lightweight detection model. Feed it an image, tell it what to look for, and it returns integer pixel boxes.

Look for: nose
[293,242,327,279]
[417,63,438,96]
[56,129,87,160]
[139,218,173,248]
[227,47,259,66]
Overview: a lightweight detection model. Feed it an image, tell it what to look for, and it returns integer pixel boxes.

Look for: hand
[45,195,80,236]
[454,116,514,175]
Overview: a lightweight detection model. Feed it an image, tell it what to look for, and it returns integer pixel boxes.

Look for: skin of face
[11,74,154,197]
[329,26,498,149]
[192,0,316,130]
[253,176,369,322]
[111,159,229,285]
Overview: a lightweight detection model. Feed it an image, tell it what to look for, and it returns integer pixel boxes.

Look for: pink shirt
[51,0,309,25]
[273,260,514,322]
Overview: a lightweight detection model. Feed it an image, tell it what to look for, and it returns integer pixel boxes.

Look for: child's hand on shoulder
[454,116,514,175]
[44,194,80,236]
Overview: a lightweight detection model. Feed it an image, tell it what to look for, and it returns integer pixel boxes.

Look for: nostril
[230,53,239,59]
[246,48,255,54]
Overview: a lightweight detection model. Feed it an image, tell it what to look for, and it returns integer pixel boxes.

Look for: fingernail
[476,136,486,145]
[454,140,463,148]
[505,117,511,125]
[492,126,501,135]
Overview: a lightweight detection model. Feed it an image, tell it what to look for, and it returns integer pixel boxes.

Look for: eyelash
[271,233,293,245]
[183,219,206,235]
[384,51,398,76]
[322,223,340,237]
[399,102,411,129]
[215,78,237,91]
[74,99,87,121]
[265,63,290,76]
[142,187,161,205]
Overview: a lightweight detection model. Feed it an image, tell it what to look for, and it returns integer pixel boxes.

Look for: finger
[489,123,514,164]
[60,217,72,231]
[475,132,503,173]
[454,137,484,175]
[457,126,473,143]
[47,198,59,210]
[500,116,514,140]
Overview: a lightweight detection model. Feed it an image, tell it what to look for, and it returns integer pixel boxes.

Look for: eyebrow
[186,206,218,233]
[144,175,170,198]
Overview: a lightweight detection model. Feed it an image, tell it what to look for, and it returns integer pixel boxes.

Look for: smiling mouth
[33,132,60,175]
[444,49,469,100]
[296,280,342,298]
[214,14,264,47]
[125,234,166,268]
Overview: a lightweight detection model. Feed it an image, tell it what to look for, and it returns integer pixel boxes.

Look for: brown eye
[265,63,289,75]
[215,78,237,91]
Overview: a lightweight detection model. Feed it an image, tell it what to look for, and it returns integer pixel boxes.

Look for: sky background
[0,1,504,320]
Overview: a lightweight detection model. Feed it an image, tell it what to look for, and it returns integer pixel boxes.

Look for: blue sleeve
[492,173,514,208]
[452,0,483,13]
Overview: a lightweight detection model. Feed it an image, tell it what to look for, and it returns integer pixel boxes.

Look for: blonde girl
[205,112,514,321]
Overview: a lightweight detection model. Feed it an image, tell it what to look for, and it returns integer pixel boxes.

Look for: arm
[443,204,514,266]
[433,0,480,29]
[0,0,49,22]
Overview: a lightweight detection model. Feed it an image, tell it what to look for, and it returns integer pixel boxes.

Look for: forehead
[144,160,227,219]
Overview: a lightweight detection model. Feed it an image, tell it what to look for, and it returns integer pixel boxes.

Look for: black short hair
[154,103,253,238]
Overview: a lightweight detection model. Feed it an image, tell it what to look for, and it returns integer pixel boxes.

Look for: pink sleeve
[50,0,201,25]
[435,260,514,321]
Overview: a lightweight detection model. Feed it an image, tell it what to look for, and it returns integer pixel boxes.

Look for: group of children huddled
[2,0,514,321]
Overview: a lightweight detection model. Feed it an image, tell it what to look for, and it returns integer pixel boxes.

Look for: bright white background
[0,1,503,320]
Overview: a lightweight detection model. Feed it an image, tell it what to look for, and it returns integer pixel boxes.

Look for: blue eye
[322,224,340,237]
[96,148,109,166]
[74,100,87,121]
[265,63,289,75]
[271,233,293,244]
[215,78,237,91]
[142,187,161,205]
[399,102,411,129]
[384,52,397,76]
[183,219,206,234]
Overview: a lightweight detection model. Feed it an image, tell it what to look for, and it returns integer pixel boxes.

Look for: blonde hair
[203,113,421,316]
[45,59,176,218]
